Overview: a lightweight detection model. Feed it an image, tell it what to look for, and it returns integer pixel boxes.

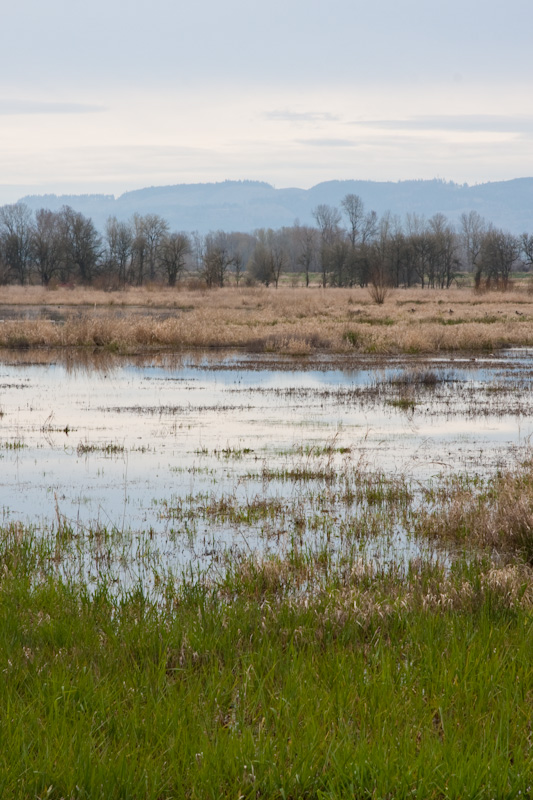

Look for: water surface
[1,349,532,580]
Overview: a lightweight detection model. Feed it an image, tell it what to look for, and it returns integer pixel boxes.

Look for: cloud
[295,138,355,147]
[0,100,106,115]
[348,115,533,134]
[264,110,339,123]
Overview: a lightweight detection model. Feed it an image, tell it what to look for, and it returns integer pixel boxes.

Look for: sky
[0,0,532,204]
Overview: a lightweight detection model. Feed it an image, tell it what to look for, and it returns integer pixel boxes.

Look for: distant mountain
[18,177,533,235]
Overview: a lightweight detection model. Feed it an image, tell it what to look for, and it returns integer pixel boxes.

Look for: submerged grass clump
[389,368,451,387]
[1,439,26,450]
[387,396,416,411]
[417,464,533,563]
[76,440,126,456]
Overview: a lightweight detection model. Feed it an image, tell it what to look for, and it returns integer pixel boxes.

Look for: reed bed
[2,285,533,353]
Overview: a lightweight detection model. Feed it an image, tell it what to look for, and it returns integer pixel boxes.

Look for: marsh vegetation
[1,523,532,799]
[1,335,532,798]
[4,284,533,355]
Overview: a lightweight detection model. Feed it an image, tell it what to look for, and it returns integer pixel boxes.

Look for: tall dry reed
[2,285,533,353]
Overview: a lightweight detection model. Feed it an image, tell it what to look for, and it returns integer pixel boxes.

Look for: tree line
[1,196,532,290]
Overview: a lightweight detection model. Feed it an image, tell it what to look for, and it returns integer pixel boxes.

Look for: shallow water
[1,349,532,579]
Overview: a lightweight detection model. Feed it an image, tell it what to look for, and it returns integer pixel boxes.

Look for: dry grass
[2,284,533,354]
[217,550,533,617]
[416,466,533,563]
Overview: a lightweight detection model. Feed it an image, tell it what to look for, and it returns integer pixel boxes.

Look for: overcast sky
[0,0,531,203]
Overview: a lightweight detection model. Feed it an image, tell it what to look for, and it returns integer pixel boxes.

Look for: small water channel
[1,348,532,583]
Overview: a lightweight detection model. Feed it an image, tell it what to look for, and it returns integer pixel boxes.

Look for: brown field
[2,284,533,354]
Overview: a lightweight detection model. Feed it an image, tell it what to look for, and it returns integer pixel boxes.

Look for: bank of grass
[2,285,533,354]
[0,520,532,799]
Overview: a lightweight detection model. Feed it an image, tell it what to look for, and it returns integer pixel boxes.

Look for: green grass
[2,453,533,798]
[342,329,360,348]
[212,446,255,459]
[1,440,26,450]
[387,397,416,411]
[76,441,126,456]
[353,316,396,326]
[0,525,532,799]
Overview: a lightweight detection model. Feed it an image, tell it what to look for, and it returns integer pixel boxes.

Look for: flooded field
[1,348,533,584]
[2,346,533,798]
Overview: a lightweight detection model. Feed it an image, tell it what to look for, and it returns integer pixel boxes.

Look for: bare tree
[386,218,412,288]
[460,211,486,288]
[521,233,533,270]
[225,232,255,285]
[367,213,393,302]
[328,238,351,287]
[105,217,134,288]
[294,224,317,287]
[268,229,288,289]
[249,229,289,288]
[313,204,342,287]
[0,203,34,285]
[143,214,169,281]
[189,231,205,278]
[130,214,149,286]
[480,228,521,289]
[32,209,64,286]
[250,229,272,286]
[160,232,191,286]
[428,213,459,289]
[229,252,242,285]
[339,196,380,285]
[406,214,432,289]
[341,193,365,248]
[313,204,342,245]
[59,206,102,283]
[202,231,234,288]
